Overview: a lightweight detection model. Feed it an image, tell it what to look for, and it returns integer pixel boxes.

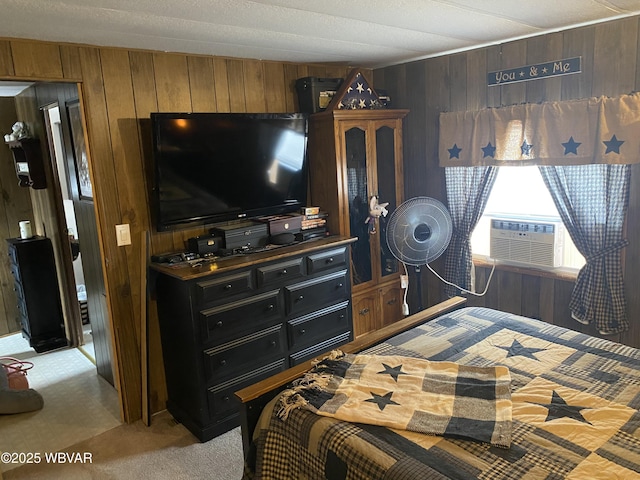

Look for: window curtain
[443,166,498,298]
[439,93,640,167]
[538,164,630,335]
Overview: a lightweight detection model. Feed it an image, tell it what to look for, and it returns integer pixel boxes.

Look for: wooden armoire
[307,72,408,336]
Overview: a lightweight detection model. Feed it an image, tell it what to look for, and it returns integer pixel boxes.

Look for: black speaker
[187,235,221,255]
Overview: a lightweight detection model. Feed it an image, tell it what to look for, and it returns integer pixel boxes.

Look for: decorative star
[521,140,533,156]
[448,143,462,159]
[481,142,496,158]
[359,98,366,108]
[562,136,581,155]
[497,339,545,360]
[542,67,548,74]
[531,391,592,424]
[603,134,624,154]
[356,82,365,93]
[519,71,525,77]
[365,391,399,411]
[347,86,353,93]
[367,88,372,94]
[377,363,407,382]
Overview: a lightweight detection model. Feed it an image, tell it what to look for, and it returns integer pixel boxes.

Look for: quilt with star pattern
[244,307,640,480]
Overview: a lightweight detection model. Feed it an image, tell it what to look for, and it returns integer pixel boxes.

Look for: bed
[235,298,640,479]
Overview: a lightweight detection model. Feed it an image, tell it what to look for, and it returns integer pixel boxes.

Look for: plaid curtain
[538,164,630,334]
[443,166,498,297]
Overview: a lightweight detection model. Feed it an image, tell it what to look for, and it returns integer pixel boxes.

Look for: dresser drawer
[200,290,282,344]
[207,359,286,418]
[203,324,285,383]
[256,257,303,288]
[285,270,349,317]
[306,247,347,275]
[195,270,253,305]
[287,301,350,351]
[290,331,351,366]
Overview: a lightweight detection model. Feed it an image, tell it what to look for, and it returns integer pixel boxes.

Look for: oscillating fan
[386,196,453,314]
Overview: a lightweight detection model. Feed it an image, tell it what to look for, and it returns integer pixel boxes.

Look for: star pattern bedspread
[245,307,640,480]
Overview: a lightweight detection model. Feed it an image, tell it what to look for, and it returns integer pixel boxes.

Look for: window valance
[439,93,640,167]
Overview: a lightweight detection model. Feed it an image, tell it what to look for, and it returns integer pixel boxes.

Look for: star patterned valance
[439,93,640,167]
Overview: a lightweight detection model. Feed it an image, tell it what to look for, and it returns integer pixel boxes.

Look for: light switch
[115,224,131,246]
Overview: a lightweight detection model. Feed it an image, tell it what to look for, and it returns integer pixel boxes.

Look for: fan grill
[386,197,453,266]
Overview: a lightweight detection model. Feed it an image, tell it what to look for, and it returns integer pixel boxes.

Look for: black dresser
[7,236,67,352]
[152,236,355,441]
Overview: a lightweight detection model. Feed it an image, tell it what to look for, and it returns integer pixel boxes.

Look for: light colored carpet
[3,412,244,480]
[0,333,120,474]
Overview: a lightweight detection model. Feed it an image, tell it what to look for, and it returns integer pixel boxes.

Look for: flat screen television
[150,112,309,231]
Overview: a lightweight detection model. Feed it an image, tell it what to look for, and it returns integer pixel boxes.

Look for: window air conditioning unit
[489,218,564,268]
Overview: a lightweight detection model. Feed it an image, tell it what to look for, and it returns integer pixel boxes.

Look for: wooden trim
[473,256,578,282]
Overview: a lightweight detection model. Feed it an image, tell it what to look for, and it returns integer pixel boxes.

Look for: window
[471,166,585,271]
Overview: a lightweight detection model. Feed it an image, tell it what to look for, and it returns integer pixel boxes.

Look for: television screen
[151,112,309,231]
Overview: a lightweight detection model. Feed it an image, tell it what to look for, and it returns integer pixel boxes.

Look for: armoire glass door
[345,126,371,286]
[376,125,398,278]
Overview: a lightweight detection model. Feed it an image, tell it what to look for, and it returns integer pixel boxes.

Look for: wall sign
[488,57,581,86]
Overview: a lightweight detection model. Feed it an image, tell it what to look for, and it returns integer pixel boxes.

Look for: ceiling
[1,1,639,72]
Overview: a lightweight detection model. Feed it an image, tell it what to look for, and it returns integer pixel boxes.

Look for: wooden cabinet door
[380,284,404,328]
[352,291,379,337]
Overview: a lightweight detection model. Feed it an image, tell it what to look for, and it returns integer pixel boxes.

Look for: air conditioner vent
[489,218,564,268]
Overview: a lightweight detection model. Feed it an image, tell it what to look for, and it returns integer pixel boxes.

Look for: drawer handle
[223,396,230,402]
[387,298,397,305]
[219,359,227,366]
[280,269,287,275]
[300,329,306,335]
[224,284,233,290]
[266,304,274,311]
[270,340,277,347]
[216,320,223,328]
[296,295,304,302]
[326,257,334,264]
[339,314,345,320]
[359,308,370,316]
[336,283,344,289]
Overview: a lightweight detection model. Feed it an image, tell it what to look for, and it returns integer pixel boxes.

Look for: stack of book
[299,207,328,240]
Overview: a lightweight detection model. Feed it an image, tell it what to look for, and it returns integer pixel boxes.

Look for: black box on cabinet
[187,234,222,256]
[295,77,343,113]
[210,220,268,250]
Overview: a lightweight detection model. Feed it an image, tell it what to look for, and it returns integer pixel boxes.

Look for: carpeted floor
[1,332,244,480]
[3,412,244,480]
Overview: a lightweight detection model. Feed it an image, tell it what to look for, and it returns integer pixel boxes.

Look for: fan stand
[412,222,432,311]
[414,265,423,311]
[385,197,453,316]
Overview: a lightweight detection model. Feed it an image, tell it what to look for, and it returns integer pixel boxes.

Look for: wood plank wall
[0,36,362,422]
[0,97,35,336]
[374,16,640,349]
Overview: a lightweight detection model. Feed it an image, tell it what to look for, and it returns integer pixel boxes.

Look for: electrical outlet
[400,274,409,288]
[115,224,131,246]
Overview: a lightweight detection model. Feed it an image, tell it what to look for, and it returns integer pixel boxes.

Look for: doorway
[39,93,115,386]
[0,81,121,473]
